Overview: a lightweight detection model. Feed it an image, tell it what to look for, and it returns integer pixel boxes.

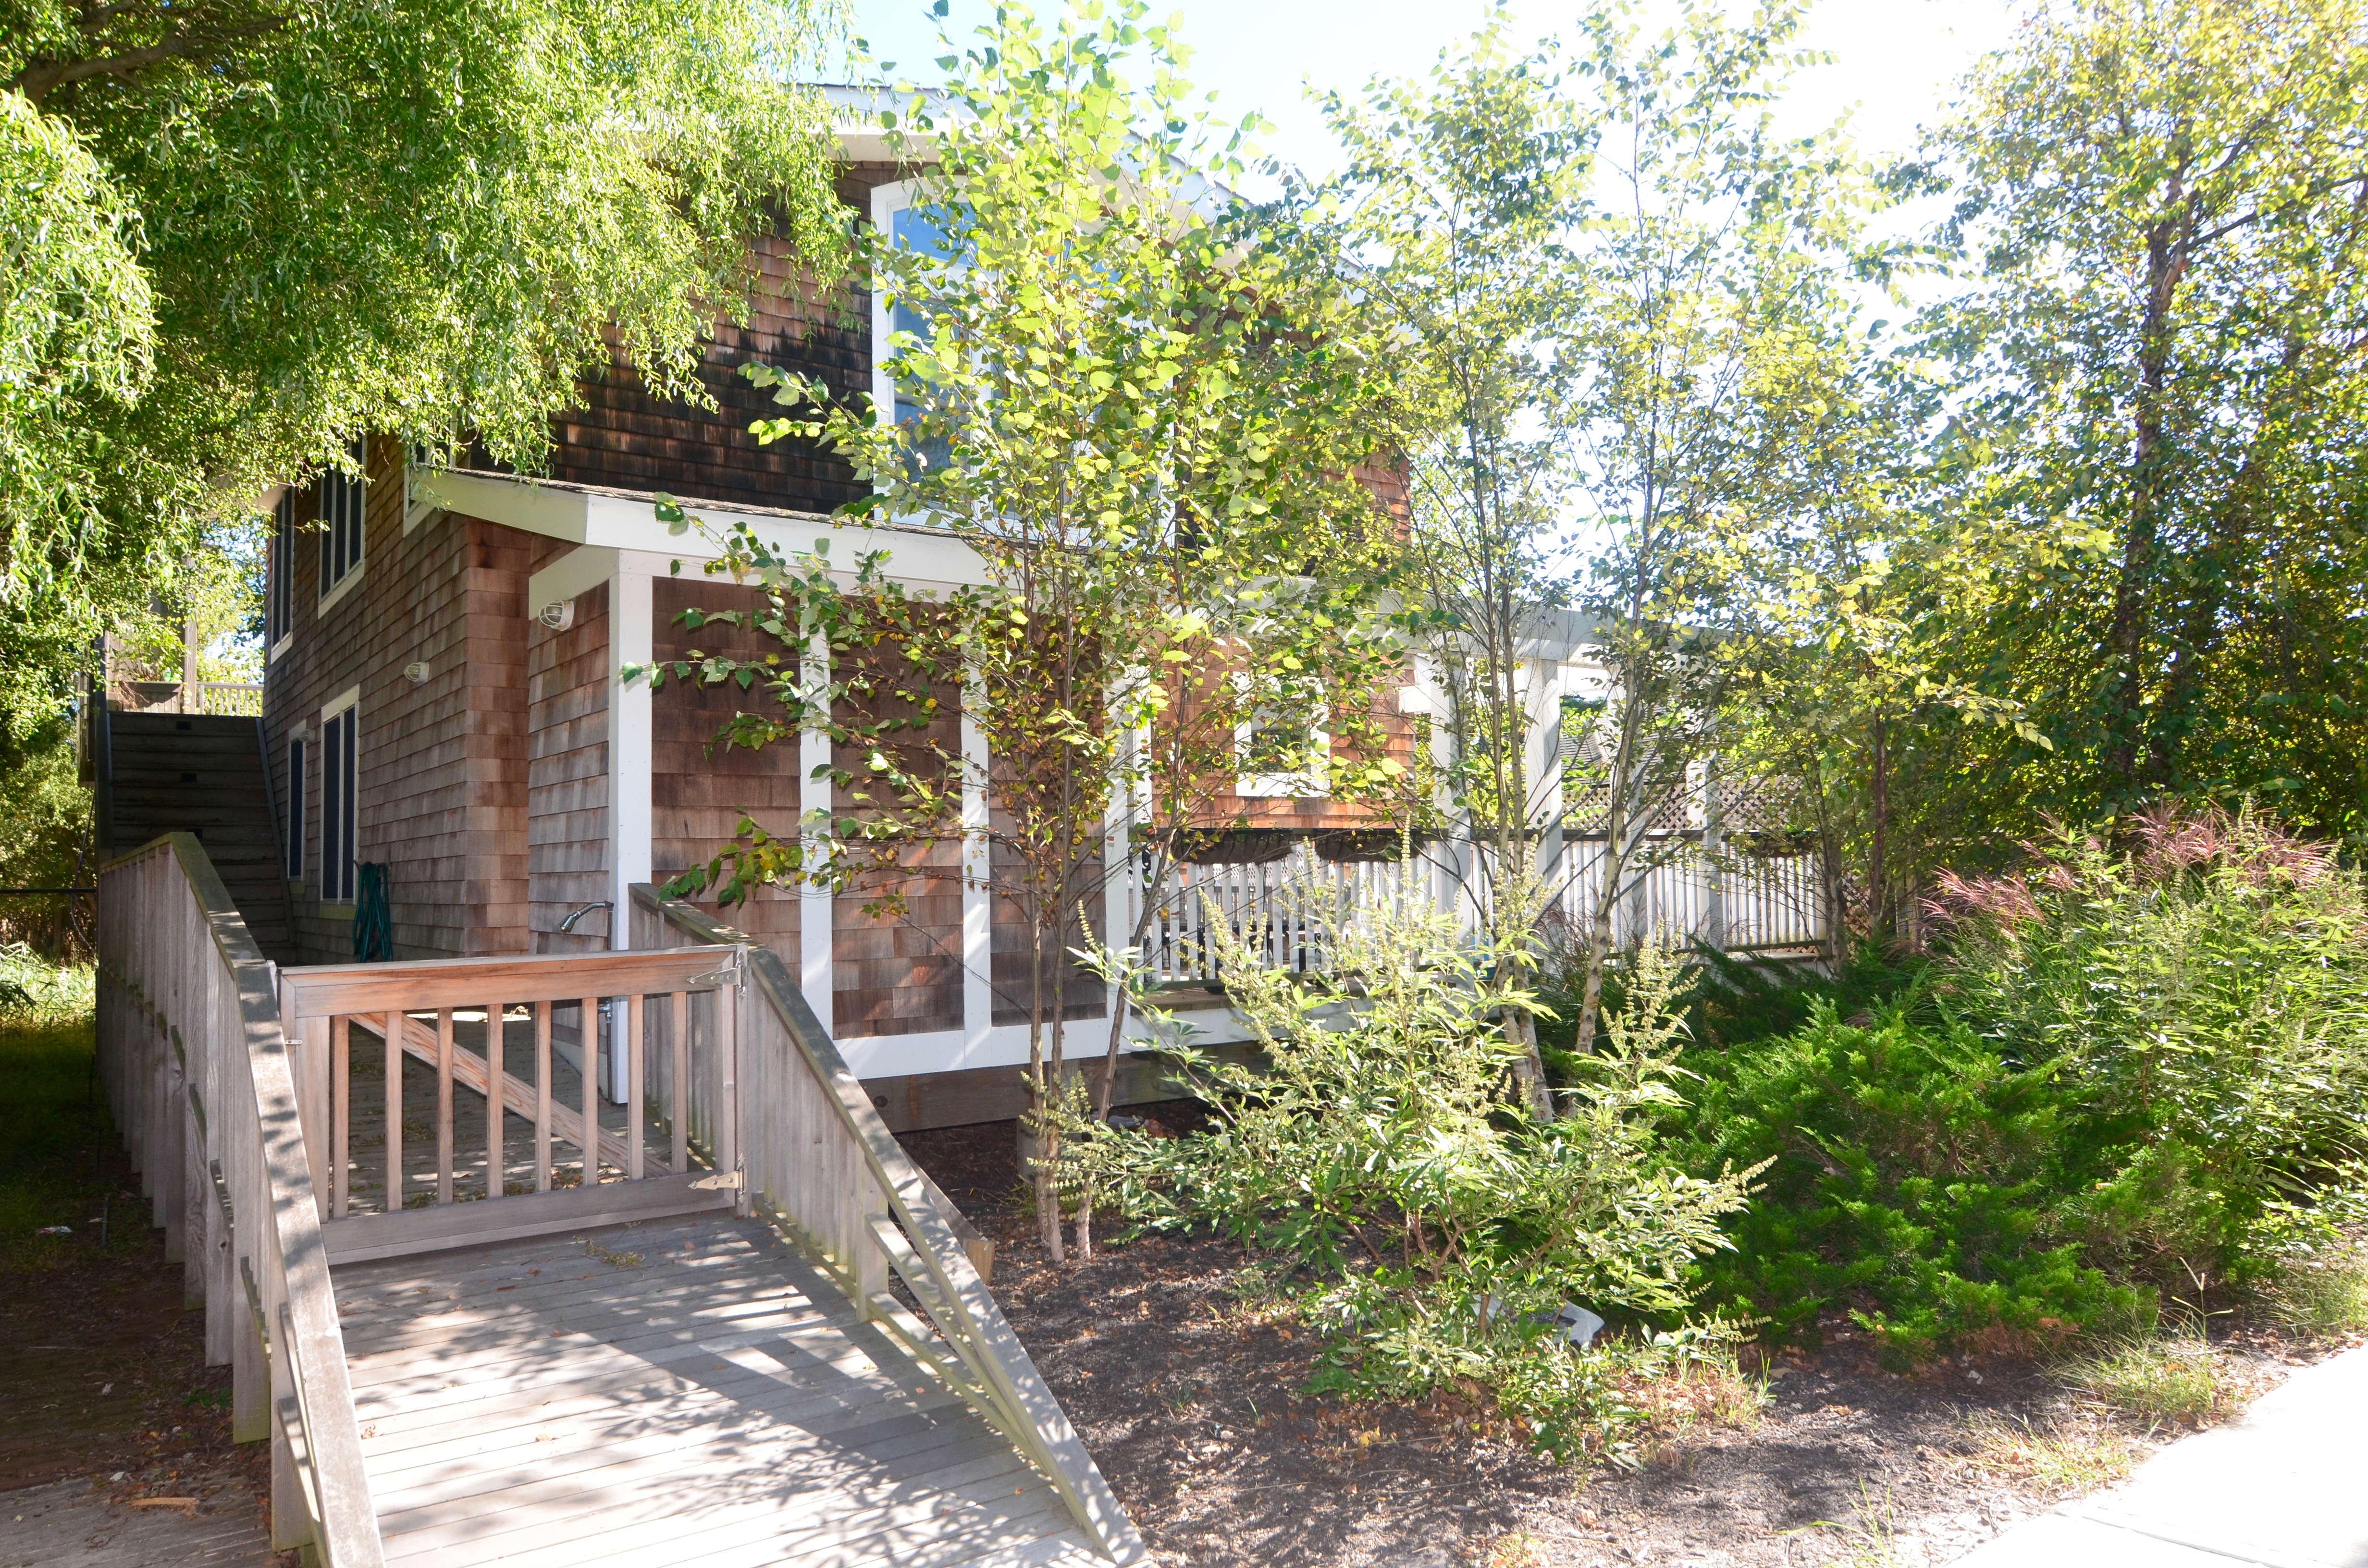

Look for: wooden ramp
[336,1215,1096,1568]
[96,835,1143,1568]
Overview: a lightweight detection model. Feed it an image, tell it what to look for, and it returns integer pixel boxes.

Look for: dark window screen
[286,736,306,879]
[320,707,357,902]
[318,436,366,595]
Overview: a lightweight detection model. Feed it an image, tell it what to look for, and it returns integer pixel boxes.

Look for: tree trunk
[2103,194,2191,796]
[1866,716,1889,941]
[1026,908,1064,1263]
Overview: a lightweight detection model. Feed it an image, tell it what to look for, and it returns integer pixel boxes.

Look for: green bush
[1671,806,2368,1365]
[0,943,92,1020]
[1102,883,1757,1458]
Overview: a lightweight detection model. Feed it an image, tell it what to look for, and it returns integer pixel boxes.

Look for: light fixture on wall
[403,661,430,686]
[538,600,574,632]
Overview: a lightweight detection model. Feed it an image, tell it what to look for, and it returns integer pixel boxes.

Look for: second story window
[319,436,367,603]
[267,491,296,651]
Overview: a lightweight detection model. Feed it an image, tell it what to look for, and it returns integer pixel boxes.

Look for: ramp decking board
[333,1213,1086,1568]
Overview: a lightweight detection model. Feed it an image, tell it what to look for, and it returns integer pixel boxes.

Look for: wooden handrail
[630,883,1147,1566]
[98,833,383,1567]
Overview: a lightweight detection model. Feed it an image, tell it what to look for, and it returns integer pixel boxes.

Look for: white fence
[1544,837,1826,956]
[1135,836,1825,984]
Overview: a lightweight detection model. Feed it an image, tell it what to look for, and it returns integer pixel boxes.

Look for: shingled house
[77,115,1442,1132]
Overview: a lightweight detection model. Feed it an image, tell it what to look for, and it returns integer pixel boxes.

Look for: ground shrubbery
[1098,882,1759,1458]
[1667,807,2368,1367]
[1100,808,2367,1455]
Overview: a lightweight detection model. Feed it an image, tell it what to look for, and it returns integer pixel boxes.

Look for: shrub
[1670,993,2150,1364]
[1101,878,1758,1458]
[0,943,92,1021]
[1672,805,2368,1365]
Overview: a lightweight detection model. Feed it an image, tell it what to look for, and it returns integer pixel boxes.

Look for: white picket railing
[1134,836,1825,984]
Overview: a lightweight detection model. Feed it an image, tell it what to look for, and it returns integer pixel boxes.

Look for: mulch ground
[900,1110,2332,1568]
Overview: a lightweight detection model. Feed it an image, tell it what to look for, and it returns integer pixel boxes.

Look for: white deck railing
[1134,837,1826,984]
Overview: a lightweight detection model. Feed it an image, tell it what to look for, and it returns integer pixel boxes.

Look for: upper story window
[318,436,367,605]
[266,491,296,653]
[869,182,968,473]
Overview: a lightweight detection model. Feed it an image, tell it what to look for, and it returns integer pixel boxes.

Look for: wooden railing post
[101,834,385,1567]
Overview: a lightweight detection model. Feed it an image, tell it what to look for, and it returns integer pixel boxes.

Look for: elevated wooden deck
[338,1216,1094,1568]
[95,835,1141,1568]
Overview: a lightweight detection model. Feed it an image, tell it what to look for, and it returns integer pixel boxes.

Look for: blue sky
[842,0,2026,181]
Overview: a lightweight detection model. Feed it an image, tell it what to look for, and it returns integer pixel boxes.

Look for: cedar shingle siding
[263,437,533,962]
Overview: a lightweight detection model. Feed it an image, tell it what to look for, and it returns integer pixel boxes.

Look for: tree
[1316,25,1591,1117]
[1925,0,2368,843]
[0,0,847,733]
[645,0,1401,1261]
[1556,2,1886,1058]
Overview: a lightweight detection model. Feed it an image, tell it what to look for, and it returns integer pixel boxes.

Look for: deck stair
[98,710,297,963]
[94,833,1144,1568]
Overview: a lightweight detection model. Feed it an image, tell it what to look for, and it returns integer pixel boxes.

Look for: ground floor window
[286,735,306,879]
[321,701,358,902]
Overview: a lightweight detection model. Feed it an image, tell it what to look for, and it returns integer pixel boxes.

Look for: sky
[842,0,2029,184]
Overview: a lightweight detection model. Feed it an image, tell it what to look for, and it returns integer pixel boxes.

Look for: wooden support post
[670,990,688,1175]
[625,994,644,1181]
[485,1000,503,1199]
[297,1014,329,1205]
[719,974,741,1214]
[383,1009,403,1214]
[580,995,598,1187]
[330,1016,349,1219]
[534,1001,552,1192]
[435,1008,455,1205]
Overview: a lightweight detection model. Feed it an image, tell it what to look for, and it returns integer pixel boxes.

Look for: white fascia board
[1513,606,1612,663]
[584,495,993,594]
[416,469,589,543]
[419,467,993,594]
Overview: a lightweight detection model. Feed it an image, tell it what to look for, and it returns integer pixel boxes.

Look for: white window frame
[319,687,360,905]
[867,180,974,438]
[1235,684,1330,800]
[869,179,922,426]
[316,436,368,614]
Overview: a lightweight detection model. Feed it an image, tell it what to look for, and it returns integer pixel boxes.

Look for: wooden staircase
[99,710,298,964]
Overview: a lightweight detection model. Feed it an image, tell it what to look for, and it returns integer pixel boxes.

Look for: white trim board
[835,1011,1247,1080]
[417,469,993,593]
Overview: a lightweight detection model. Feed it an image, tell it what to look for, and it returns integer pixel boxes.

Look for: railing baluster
[435,1007,455,1205]
[485,1000,504,1200]
[331,1015,350,1220]
[383,1009,403,1214]
[580,994,599,1188]
[671,991,689,1175]
[626,993,644,1181]
[533,1000,552,1193]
